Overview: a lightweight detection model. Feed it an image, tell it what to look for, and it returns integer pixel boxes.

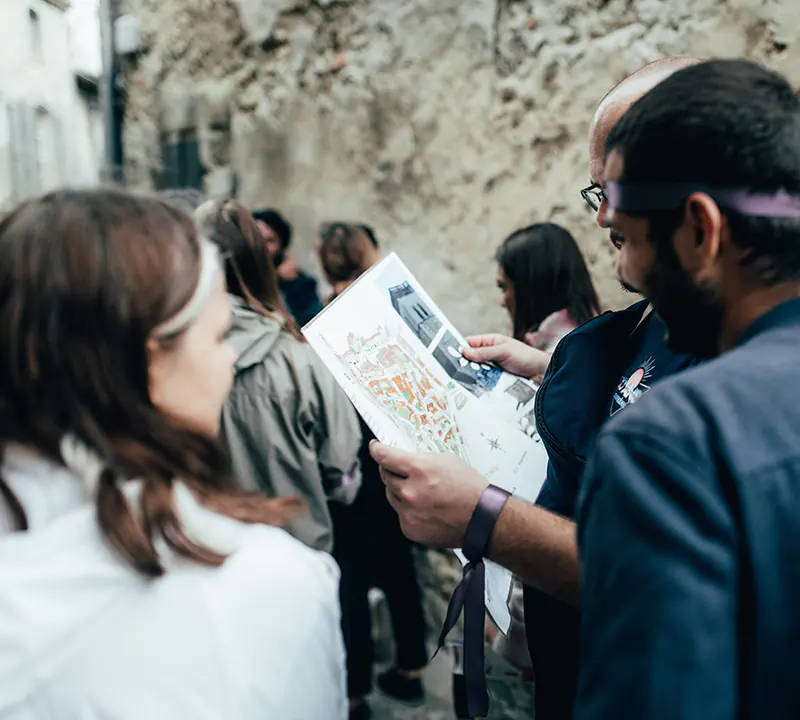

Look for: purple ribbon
[605,181,800,218]
[436,485,511,719]
[324,459,360,495]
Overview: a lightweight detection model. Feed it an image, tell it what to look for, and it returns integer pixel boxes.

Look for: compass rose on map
[481,434,505,452]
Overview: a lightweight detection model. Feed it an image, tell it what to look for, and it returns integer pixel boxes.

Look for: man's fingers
[461,344,502,364]
[465,333,507,349]
[369,441,415,476]
[385,486,404,512]
[377,463,406,491]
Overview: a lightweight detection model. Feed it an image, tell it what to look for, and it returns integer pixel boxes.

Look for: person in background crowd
[495,222,601,383]
[368,56,703,720]
[319,222,428,720]
[252,207,324,327]
[196,199,362,553]
[497,222,601,352]
[318,221,382,301]
[577,57,800,720]
[359,223,379,249]
[0,189,347,718]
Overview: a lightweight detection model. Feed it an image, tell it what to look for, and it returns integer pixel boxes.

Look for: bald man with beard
[587,57,705,261]
[367,57,703,719]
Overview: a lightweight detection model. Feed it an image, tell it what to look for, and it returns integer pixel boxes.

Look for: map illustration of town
[321,323,468,457]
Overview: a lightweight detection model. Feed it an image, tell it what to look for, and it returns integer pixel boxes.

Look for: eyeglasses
[580,183,606,212]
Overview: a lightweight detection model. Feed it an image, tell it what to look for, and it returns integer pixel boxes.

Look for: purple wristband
[463,485,512,561]
[434,485,511,718]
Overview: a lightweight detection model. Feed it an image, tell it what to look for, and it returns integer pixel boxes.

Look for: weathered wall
[117,0,800,335]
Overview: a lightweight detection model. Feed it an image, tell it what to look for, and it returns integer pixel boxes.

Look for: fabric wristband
[435,484,511,719]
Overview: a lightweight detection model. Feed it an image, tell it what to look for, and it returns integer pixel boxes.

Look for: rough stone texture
[117,0,799,334]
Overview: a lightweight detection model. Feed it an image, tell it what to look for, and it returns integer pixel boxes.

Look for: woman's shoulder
[262,333,337,392]
[525,309,578,352]
[230,523,339,588]
[232,330,313,392]
[201,524,342,659]
[175,483,338,601]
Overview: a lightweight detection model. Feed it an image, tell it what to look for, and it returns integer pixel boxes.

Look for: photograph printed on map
[374,258,503,398]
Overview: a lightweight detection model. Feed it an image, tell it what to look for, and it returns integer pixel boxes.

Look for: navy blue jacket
[576,297,800,720]
[524,300,696,719]
[279,271,323,328]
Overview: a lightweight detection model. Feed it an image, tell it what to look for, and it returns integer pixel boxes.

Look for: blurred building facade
[0,0,103,210]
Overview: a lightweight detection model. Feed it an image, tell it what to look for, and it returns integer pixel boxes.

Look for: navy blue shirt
[279,271,323,328]
[608,309,681,417]
[576,297,800,720]
[525,304,697,720]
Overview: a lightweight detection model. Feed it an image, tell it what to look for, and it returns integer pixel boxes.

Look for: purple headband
[605,181,800,218]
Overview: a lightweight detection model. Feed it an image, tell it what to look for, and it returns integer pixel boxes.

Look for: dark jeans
[524,585,581,720]
[330,451,428,699]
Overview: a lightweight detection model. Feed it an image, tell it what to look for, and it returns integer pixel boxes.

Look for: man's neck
[720,283,800,353]
[633,302,653,333]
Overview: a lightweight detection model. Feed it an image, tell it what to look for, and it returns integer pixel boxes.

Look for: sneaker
[349,700,372,720]
[376,668,425,706]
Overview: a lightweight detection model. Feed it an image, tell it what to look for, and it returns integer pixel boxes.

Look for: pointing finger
[465,333,505,349]
[461,344,502,364]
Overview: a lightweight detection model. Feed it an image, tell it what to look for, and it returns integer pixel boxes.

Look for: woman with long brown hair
[195,199,362,553]
[0,189,347,718]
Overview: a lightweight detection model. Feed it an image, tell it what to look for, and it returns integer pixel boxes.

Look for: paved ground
[368,649,536,719]
[367,561,536,719]
[370,652,454,719]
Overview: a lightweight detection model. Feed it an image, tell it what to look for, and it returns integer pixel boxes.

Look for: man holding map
[370,56,703,720]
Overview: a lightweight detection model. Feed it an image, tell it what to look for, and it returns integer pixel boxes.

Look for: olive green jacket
[221,297,362,552]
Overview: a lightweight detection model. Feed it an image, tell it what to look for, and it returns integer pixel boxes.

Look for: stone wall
[117,0,800,335]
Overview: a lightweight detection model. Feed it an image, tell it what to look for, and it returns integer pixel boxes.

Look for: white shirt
[0,448,347,719]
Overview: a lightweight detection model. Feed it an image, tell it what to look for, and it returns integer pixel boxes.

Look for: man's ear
[679,192,723,273]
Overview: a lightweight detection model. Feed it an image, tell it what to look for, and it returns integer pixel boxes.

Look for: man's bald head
[589,57,705,183]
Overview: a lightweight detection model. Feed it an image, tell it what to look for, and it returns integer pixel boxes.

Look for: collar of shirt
[737,296,800,348]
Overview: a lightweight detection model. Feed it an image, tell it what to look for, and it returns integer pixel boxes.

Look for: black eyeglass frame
[580,183,606,212]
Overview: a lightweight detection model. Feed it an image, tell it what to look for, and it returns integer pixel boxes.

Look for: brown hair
[197,199,303,341]
[318,222,380,292]
[0,189,302,575]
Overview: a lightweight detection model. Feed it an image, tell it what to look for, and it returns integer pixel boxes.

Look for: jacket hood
[227,296,284,373]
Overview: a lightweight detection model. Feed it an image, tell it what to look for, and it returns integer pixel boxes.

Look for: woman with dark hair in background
[318,222,428,720]
[0,189,347,718]
[496,222,601,355]
[195,199,362,554]
[490,221,601,676]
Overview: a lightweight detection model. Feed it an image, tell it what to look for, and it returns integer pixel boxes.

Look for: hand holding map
[303,253,549,630]
[370,441,488,549]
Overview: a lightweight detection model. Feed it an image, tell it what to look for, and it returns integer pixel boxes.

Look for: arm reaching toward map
[371,441,581,608]
[463,334,552,382]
